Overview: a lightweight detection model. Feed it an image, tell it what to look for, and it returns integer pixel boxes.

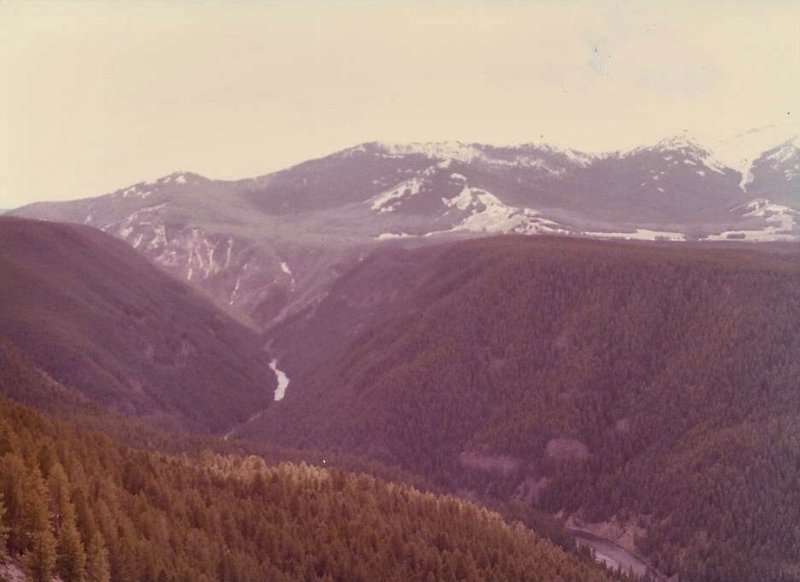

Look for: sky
[1,0,799,207]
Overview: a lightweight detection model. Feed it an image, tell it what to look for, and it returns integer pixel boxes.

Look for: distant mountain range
[10,127,800,329]
[4,125,800,580]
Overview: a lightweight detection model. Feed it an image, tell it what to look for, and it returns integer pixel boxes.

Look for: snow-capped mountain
[705,199,799,242]
[9,132,799,329]
[746,136,800,206]
[707,124,800,191]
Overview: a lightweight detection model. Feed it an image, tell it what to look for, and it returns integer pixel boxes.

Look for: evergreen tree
[57,516,87,582]
[18,466,58,581]
[0,452,27,554]
[23,467,51,543]
[23,530,58,582]
[0,493,8,558]
[86,533,111,582]
[49,463,87,581]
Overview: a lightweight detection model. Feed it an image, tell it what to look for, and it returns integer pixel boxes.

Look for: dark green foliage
[0,392,613,581]
[20,468,57,582]
[0,494,7,560]
[85,533,111,582]
[249,236,800,581]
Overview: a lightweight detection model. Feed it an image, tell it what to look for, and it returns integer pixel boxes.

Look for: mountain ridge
[9,130,800,330]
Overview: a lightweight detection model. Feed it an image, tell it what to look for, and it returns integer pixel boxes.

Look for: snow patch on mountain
[649,135,728,175]
[627,127,800,190]
[229,275,242,305]
[370,175,426,212]
[763,140,800,180]
[767,142,797,163]
[585,229,686,241]
[370,141,590,174]
[375,232,415,240]
[229,261,249,305]
[224,237,233,268]
[436,186,565,236]
[740,199,797,222]
[443,185,489,211]
[185,230,229,281]
[706,199,798,241]
[704,125,799,190]
[148,224,168,249]
[279,260,296,286]
[118,184,154,199]
[110,203,167,242]
[374,141,485,163]
[159,171,197,185]
[559,147,596,167]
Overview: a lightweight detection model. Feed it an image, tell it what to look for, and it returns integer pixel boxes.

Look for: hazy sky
[2,0,799,207]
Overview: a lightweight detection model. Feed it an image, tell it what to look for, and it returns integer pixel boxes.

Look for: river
[222,359,290,439]
[569,529,666,580]
[270,359,290,401]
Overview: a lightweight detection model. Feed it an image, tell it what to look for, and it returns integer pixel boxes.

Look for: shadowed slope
[0,217,275,433]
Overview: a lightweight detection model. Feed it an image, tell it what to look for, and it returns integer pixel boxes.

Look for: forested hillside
[0,217,276,433]
[0,345,615,581]
[247,236,800,581]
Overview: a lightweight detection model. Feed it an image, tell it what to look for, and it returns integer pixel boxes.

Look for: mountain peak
[654,133,708,153]
[631,134,730,175]
[352,140,598,170]
[156,171,205,185]
[368,141,485,162]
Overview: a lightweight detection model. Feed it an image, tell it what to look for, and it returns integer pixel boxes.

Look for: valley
[2,133,800,582]
[3,1,799,578]
[0,217,278,433]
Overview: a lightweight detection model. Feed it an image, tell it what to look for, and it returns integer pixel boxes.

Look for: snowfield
[706,199,798,242]
[585,229,686,242]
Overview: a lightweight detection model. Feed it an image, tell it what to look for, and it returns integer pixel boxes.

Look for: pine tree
[0,452,27,554]
[48,463,72,531]
[0,493,8,558]
[23,467,51,544]
[85,533,111,582]
[57,516,87,582]
[21,467,58,582]
[48,463,87,581]
[23,530,58,582]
